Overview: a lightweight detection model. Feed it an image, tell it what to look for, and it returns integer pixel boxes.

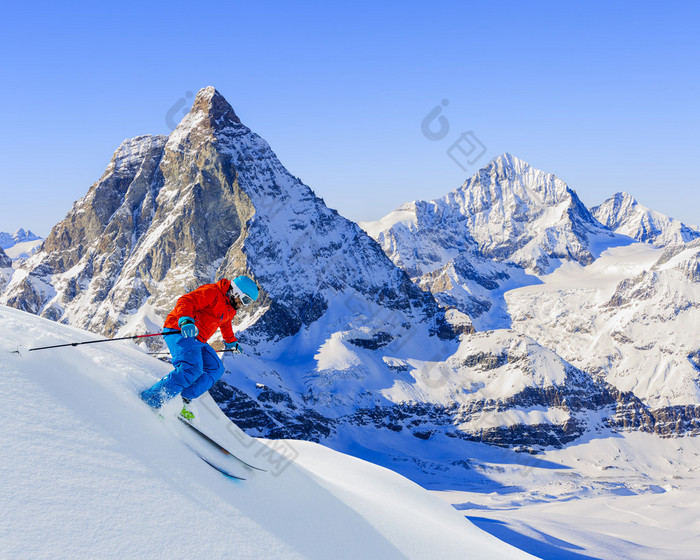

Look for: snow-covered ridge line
[360,152,626,330]
[0,228,43,262]
[0,227,41,249]
[592,191,700,247]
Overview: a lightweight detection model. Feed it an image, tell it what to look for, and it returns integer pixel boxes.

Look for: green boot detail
[180,404,195,421]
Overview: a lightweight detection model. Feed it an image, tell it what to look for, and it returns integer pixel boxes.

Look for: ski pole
[28,331,181,352]
[148,347,242,356]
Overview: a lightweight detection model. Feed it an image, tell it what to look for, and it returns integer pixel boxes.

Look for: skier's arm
[220,321,237,344]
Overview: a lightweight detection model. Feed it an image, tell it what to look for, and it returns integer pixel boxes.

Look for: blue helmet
[229,275,259,306]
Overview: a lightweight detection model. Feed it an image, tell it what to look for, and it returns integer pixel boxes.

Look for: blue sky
[1,1,698,236]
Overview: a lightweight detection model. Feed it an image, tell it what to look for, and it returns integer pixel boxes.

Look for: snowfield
[435,428,700,560]
[0,305,534,560]
[506,241,700,407]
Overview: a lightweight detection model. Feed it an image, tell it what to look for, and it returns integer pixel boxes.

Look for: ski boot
[180,397,195,421]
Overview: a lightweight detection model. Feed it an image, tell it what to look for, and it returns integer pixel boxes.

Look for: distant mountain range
[0,228,43,261]
[0,227,41,249]
[2,87,699,483]
[360,153,629,330]
[592,191,700,247]
[0,229,43,291]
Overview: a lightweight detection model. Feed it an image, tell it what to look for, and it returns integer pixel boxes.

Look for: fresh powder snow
[0,304,535,560]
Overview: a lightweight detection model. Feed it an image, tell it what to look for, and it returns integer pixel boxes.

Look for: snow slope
[435,429,700,560]
[2,238,43,261]
[0,305,534,560]
[506,241,700,408]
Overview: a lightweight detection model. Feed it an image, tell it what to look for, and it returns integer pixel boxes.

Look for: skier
[140,275,259,419]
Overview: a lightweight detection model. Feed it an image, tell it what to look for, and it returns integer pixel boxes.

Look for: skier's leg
[180,344,225,400]
[140,333,204,407]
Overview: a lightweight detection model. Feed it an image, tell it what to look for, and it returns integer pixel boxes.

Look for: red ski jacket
[164,279,237,344]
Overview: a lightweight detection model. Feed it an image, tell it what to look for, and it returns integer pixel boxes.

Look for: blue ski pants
[140,330,225,407]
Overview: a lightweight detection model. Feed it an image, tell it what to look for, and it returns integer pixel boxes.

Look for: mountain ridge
[360,152,624,329]
[0,228,41,249]
[592,191,700,247]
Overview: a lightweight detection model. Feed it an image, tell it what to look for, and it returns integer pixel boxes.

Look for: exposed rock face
[222,330,700,450]
[0,247,11,268]
[0,247,12,292]
[603,382,700,437]
[592,192,700,247]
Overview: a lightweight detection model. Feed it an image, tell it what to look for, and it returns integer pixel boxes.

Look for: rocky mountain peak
[190,86,241,126]
[165,86,242,151]
[446,155,605,270]
[612,191,635,204]
[361,154,617,328]
[462,153,574,208]
[595,192,637,222]
[1,86,451,346]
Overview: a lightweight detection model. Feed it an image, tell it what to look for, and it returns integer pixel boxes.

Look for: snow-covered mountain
[1,87,450,346]
[358,153,700,442]
[1,305,533,560]
[0,89,630,463]
[3,86,700,493]
[363,153,614,274]
[2,87,700,558]
[592,191,700,247]
[360,153,624,329]
[0,227,41,249]
[506,240,700,434]
[0,228,43,261]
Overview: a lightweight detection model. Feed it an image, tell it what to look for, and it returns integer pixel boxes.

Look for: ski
[177,416,267,472]
[198,455,246,480]
[175,436,246,480]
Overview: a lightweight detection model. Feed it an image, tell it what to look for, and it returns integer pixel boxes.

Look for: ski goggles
[228,284,254,306]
